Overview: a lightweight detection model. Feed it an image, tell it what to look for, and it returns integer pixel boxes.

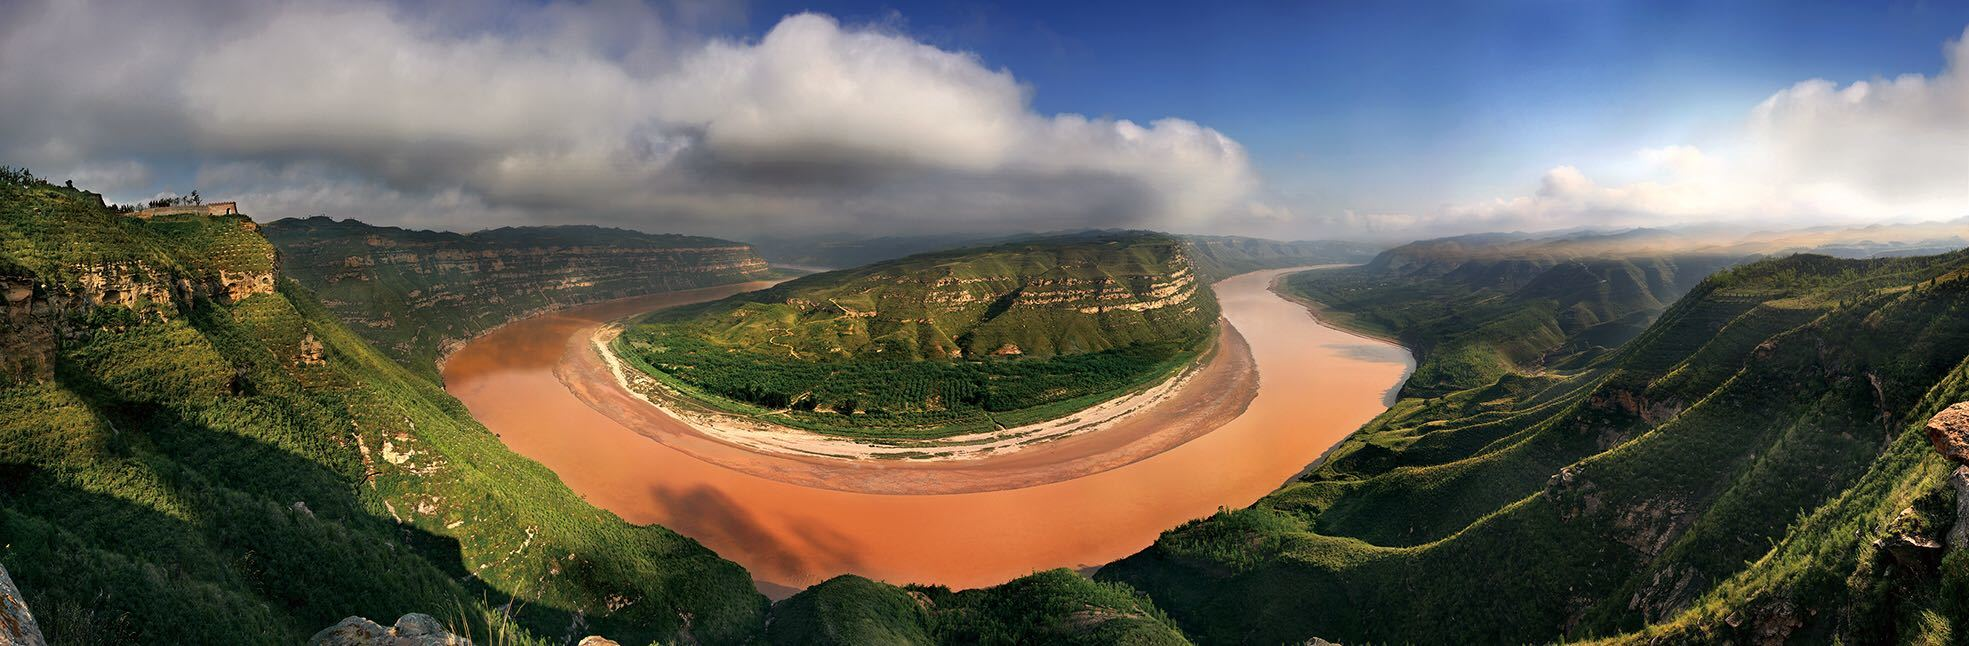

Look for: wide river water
[444,267,1413,595]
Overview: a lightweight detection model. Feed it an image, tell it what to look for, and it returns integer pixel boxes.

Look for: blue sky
[737,0,1969,217]
[4,0,1965,239]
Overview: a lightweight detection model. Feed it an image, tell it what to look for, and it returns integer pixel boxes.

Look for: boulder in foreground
[1925,402,1969,464]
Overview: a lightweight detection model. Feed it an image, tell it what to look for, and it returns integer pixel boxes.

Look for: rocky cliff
[263,217,770,377]
[0,564,44,646]
[648,230,1216,361]
[0,191,276,384]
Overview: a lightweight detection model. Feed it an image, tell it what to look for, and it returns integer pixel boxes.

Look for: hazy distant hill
[1178,234,1381,282]
[1280,223,1969,398]
[619,230,1219,438]
[1101,248,1969,644]
[263,216,771,378]
[1297,232,1750,396]
[746,231,1028,269]
[746,230,1381,280]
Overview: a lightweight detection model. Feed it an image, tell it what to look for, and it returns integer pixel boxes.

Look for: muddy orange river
[444,267,1413,595]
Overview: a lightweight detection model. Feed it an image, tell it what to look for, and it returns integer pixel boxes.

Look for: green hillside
[1099,248,1969,644]
[618,231,1220,439]
[264,216,772,380]
[1288,235,1747,396]
[0,172,769,644]
[766,570,1188,645]
[26,165,1969,644]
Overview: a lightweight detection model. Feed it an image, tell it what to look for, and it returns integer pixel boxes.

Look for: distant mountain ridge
[1298,235,1748,397]
[263,216,771,378]
[1178,235,1381,282]
[746,230,1381,279]
[1368,220,1969,272]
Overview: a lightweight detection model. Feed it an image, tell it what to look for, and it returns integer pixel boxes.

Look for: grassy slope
[1100,249,1969,644]
[619,231,1220,438]
[767,570,1190,646]
[1288,248,1744,397]
[264,216,771,380]
[0,179,766,644]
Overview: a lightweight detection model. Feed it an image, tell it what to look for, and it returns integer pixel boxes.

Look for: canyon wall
[665,230,1219,361]
[263,217,770,377]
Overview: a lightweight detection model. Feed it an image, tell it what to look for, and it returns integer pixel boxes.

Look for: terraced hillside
[0,176,768,644]
[264,216,770,379]
[618,231,1219,438]
[1100,249,1969,644]
[1288,233,1747,396]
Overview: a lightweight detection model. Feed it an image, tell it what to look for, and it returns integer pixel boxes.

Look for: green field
[618,231,1220,439]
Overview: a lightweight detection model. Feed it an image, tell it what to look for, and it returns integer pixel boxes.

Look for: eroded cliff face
[661,231,1219,361]
[1,242,276,383]
[897,254,1200,316]
[263,217,770,375]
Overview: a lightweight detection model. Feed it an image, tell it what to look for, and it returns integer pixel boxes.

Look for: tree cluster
[0,165,46,186]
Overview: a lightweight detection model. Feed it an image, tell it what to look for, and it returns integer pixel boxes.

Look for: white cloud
[1334,26,1969,239]
[0,0,1257,236]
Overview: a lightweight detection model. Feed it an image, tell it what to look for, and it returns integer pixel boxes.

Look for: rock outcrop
[309,614,468,646]
[0,212,278,384]
[0,565,45,646]
[1924,402,1969,463]
[1926,402,1969,552]
[307,613,628,646]
[662,230,1217,361]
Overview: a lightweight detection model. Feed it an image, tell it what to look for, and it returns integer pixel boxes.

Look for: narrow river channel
[444,267,1413,595]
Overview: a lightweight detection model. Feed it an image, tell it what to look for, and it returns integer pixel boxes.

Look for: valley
[7,6,1965,644]
[7,170,1969,645]
[1100,245,1969,644]
[443,266,1413,589]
